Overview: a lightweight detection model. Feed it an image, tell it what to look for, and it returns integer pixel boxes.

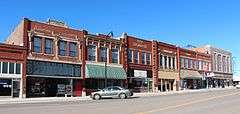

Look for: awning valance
[85,64,127,79]
[180,70,202,79]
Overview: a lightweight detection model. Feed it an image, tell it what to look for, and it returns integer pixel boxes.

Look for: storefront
[180,70,203,89]
[85,64,127,95]
[158,70,178,92]
[211,73,233,88]
[26,60,82,97]
[0,62,22,97]
[127,69,152,92]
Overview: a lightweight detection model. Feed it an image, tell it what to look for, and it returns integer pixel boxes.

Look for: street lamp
[105,31,114,88]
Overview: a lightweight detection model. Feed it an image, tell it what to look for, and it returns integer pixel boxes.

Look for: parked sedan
[90,86,133,100]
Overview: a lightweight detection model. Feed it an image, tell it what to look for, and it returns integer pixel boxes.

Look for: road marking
[135,90,240,114]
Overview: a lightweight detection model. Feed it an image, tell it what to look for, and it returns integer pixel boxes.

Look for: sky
[0,0,239,77]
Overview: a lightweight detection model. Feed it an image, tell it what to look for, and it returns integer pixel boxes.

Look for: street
[0,89,240,114]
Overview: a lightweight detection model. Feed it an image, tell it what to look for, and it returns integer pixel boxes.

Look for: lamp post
[105,31,114,88]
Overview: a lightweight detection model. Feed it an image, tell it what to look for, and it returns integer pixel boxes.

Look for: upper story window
[112,48,119,64]
[33,37,41,53]
[69,42,77,57]
[189,59,193,69]
[146,53,151,65]
[164,56,167,68]
[58,40,67,56]
[172,57,175,69]
[128,49,133,63]
[192,60,196,69]
[134,50,139,64]
[180,58,184,68]
[45,38,53,54]
[196,61,199,70]
[159,54,163,67]
[87,45,96,61]
[217,54,222,71]
[142,52,146,64]
[184,58,188,68]
[200,61,203,70]
[100,47,107,62]
[168,57,172,69]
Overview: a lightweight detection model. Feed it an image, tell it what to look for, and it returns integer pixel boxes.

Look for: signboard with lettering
[134,70,147,78]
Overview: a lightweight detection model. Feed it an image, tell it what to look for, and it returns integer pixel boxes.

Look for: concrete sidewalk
[0,87,235,105]
[134,86,235,97]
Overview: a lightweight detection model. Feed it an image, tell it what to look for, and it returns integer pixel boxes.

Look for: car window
[104,87,112,91]
[112,87,121,91]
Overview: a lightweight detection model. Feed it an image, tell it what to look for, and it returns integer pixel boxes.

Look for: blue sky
[0,0,239,77]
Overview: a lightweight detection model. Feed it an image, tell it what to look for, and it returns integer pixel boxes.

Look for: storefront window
[27,60,81,77]
[59,40,67,56]
[146,53,151,65]
[134,50,139,64]
[142,52,146,64]
[45,38,53,54]
[69,42,77,57]
[112,48,118,63]
[100,47,107,62]
[9,63,14,74]
[33,37,41,53]
[128,49,133,63]
[2,62,8,74]
[87,45,96,61]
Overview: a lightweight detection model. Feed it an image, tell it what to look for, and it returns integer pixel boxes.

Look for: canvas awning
[85,64,127,79]
[180,70,203,79]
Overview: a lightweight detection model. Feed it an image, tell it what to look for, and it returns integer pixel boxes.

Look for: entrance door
[12,80,20,97]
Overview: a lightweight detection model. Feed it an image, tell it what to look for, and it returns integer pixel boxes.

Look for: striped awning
[180,70,203,79]
[85,64,127,79]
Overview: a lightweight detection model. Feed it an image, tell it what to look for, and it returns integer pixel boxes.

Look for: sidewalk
[0,87,235,105]
[134,86,235,97]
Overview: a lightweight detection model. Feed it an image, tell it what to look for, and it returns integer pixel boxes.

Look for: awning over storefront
[180,70,202,79]
[85,64,127,79]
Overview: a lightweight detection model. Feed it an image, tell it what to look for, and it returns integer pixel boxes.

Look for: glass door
[12,79,20,98]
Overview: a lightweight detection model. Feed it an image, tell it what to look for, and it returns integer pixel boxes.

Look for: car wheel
[119,93,126,99]
[94,94,101,100]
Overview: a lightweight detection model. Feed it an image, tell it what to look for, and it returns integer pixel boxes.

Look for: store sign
[134,70,147,78]
[132,40,148,49]
[57,84,66,95]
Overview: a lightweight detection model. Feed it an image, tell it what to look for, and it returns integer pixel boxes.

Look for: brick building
[0,43,26,98]
[157,41,179,92]
[192,45,233,87]
[121,33,153,92]
[6,18,86,97]
[179,48,212,89]
[83,33,127,95]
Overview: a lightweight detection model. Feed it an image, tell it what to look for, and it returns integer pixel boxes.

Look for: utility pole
[105,31,114,88]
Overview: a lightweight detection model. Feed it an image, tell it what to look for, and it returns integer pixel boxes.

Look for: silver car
[90,86,133,100]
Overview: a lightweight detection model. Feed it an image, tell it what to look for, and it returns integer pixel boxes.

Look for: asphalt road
[0,89,240,114]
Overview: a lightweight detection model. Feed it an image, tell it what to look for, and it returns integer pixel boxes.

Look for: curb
[0,87,235,105]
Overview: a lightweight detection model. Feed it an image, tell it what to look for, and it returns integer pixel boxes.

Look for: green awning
[85,64,127,79]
